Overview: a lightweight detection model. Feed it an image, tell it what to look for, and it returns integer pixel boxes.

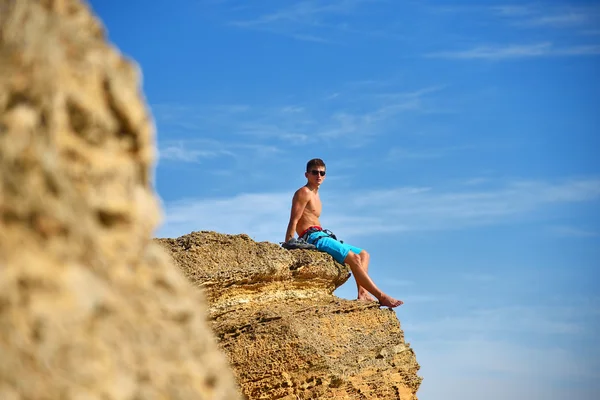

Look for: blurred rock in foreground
[0,1,241,399]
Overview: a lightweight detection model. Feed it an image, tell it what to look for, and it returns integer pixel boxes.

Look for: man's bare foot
[378,294,403,308]
[357,292,377,302]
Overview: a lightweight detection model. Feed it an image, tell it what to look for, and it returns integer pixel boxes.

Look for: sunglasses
[309,170,326,176]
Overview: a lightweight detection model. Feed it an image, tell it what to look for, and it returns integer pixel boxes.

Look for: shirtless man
[285,158,403,308]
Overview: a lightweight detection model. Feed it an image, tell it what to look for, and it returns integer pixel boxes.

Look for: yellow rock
[159,231,423,399]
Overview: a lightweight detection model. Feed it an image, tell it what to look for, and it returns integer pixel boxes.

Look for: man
[285,158,403,308]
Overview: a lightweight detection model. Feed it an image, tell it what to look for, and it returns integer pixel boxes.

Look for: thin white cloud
[427,42,552,59]
[555,44,600,55]
[407,306,587,336]
[333,178,600,238]
[491,5,532,17]
[549,226,599,238]
[228,22,334,43]
[151,84,445,147]
[227,0,354,42]
[158,145,235,163]
[290,33,337,44]
[344,78,389,88]
[230,0,368,26]
[386,145,470,161]
[491,4,600,29]
[313,89,446,141]
[280,106,305,113]
[235,122,311,143]
[524,13,589,28]
[415,337,600,400]
[235,143,283,156]
[430,4,600,65]
[227,0,397,43]
[157,139,283,165]
[373,85,447,100]
[153,103,250,120]
[157,192,291,240]
[462,177,491,186]
[156,177,600,242]
[402,289,600,399]
[462,273,496,282]
[406,292,600,399]
[427,42,600,60]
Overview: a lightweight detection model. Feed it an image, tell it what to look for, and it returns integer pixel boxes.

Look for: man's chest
[307,196,322,215]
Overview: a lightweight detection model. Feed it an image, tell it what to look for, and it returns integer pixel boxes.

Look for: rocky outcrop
[158,231,422,399]
[0,1,241,399]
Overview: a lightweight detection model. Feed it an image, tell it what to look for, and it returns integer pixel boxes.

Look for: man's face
[305,167,326,186]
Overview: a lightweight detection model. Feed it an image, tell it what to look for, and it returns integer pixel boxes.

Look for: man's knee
[359,250,370,262]
[344,250,362,265]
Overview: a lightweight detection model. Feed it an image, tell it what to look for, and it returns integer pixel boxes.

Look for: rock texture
[0,1,241,399]
[158,231,423,400]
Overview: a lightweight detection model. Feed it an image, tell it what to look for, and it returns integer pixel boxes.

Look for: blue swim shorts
[306,231,363,264]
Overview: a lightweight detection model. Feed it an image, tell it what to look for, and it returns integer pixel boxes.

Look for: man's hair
[306,158,326,172]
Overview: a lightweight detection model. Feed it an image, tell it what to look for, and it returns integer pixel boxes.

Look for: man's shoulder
[295,186,311,195]
[293,186,311,199]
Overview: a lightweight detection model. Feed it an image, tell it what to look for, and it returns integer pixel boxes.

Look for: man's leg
[344,250,403,308]
[355,250,376,302]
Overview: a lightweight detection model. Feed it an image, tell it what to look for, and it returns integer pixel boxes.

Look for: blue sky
[90,1,599,399]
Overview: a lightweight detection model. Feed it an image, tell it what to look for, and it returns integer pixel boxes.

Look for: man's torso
[296,187,322,236]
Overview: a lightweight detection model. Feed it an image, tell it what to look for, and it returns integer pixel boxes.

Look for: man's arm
[285,188,310,242]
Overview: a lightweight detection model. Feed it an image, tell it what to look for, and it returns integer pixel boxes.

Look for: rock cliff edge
[158,231,423,400]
